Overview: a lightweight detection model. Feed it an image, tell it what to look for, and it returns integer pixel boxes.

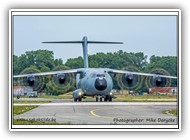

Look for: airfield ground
[12,94,178,125]
[18,93,177,102]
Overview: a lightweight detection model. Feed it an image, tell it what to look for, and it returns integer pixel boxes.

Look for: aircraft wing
[106,68,177,79]
[13,68,84,78]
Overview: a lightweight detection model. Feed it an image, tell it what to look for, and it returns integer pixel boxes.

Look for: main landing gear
[73,95,113,102]
[96,95,112,102]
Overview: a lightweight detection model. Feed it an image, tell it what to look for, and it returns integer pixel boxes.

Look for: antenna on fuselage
[42,36,123,68]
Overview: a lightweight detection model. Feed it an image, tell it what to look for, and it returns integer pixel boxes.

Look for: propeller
[116,66,143,90]
[46,66,75,95]
[145,68,172,88]
[16,67,45,92]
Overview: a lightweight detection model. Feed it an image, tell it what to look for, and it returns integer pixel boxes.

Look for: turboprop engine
[57,74,66,84]
[27,75,35,86]
[154,76,163,87]
[125,74,133,85]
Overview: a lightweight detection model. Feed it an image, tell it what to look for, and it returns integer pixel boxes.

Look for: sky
[13,15,177,63]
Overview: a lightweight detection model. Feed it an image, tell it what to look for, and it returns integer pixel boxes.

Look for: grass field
[114,94,177,102]
[13,106,38,115]
[162,109,178,116]
[38,93,73,99]
[27,94,177,102]
[13,100,51,104]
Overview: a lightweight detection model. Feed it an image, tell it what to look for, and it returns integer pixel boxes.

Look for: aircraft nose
[95,78,107,91]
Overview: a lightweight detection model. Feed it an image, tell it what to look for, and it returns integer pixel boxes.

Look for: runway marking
[90,107,129,118]
[90,109,102,117]
[90,107,115,118]
[90,107,178,119]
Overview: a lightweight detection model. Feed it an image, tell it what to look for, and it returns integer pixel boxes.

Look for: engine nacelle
[125,74,133,84]
[154,76,163,87]
[27,75,35,86]
[57,74,66,84]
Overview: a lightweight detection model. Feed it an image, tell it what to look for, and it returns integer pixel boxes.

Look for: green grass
[13,118,73,125]
[38,93,73,99]
[64,94,176,102]
[14,100,51,104]
[162,109,178,116]
[114,94,177,102]
[52,94,177,102]
[19,94,177,102]
[13,106,38,115]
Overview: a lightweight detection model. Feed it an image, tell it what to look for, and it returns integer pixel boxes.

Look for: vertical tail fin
[43,36,123,68]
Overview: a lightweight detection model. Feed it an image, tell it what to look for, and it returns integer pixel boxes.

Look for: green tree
[54,58,63,67]
[34,50,54,70]
[146,55,177,76]
[65,56,83,68]
[13,50,55,74]
[13,49,177,93]
[40,66,50,72]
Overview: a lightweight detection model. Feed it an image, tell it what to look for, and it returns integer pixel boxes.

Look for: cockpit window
[96,74,105,77]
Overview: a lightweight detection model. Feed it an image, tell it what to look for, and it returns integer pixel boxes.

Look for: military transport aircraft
[13,36,177,102]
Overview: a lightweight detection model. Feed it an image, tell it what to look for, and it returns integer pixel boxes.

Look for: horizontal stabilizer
[42,36,124,68]
[87,41,123,44]
[42,41,83,43]
[42,41,123,44]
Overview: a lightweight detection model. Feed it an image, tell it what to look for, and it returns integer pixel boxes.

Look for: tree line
[13,49,177,95]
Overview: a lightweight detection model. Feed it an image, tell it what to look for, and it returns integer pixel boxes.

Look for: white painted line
[13,102,177,106]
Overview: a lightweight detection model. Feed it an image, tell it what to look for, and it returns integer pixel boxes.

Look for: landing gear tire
[96,96,103,102]
[104,96,108,102]
[109,97,112,102]
[74,98,77,102]
[74,97,82,102]
[78,97,82,102]
[16,96,20,99]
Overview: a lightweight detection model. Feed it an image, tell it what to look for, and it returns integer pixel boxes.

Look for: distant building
[149,87,177,95]
[13,86,33,96]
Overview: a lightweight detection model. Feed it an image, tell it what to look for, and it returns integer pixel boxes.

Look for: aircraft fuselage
[74,68,114,101]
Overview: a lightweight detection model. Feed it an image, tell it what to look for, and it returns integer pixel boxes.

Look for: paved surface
[14,101,178,125]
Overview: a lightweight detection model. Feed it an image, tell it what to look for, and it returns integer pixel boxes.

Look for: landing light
[110,92,112,95]
[79,92,82,96]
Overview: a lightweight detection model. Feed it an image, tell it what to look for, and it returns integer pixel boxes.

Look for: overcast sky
[13,15,177,63]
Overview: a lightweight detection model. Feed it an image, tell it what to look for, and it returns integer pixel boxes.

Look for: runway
[14,101,178,125]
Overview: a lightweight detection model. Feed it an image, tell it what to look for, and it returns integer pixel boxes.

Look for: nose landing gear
[96,96,103,102]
